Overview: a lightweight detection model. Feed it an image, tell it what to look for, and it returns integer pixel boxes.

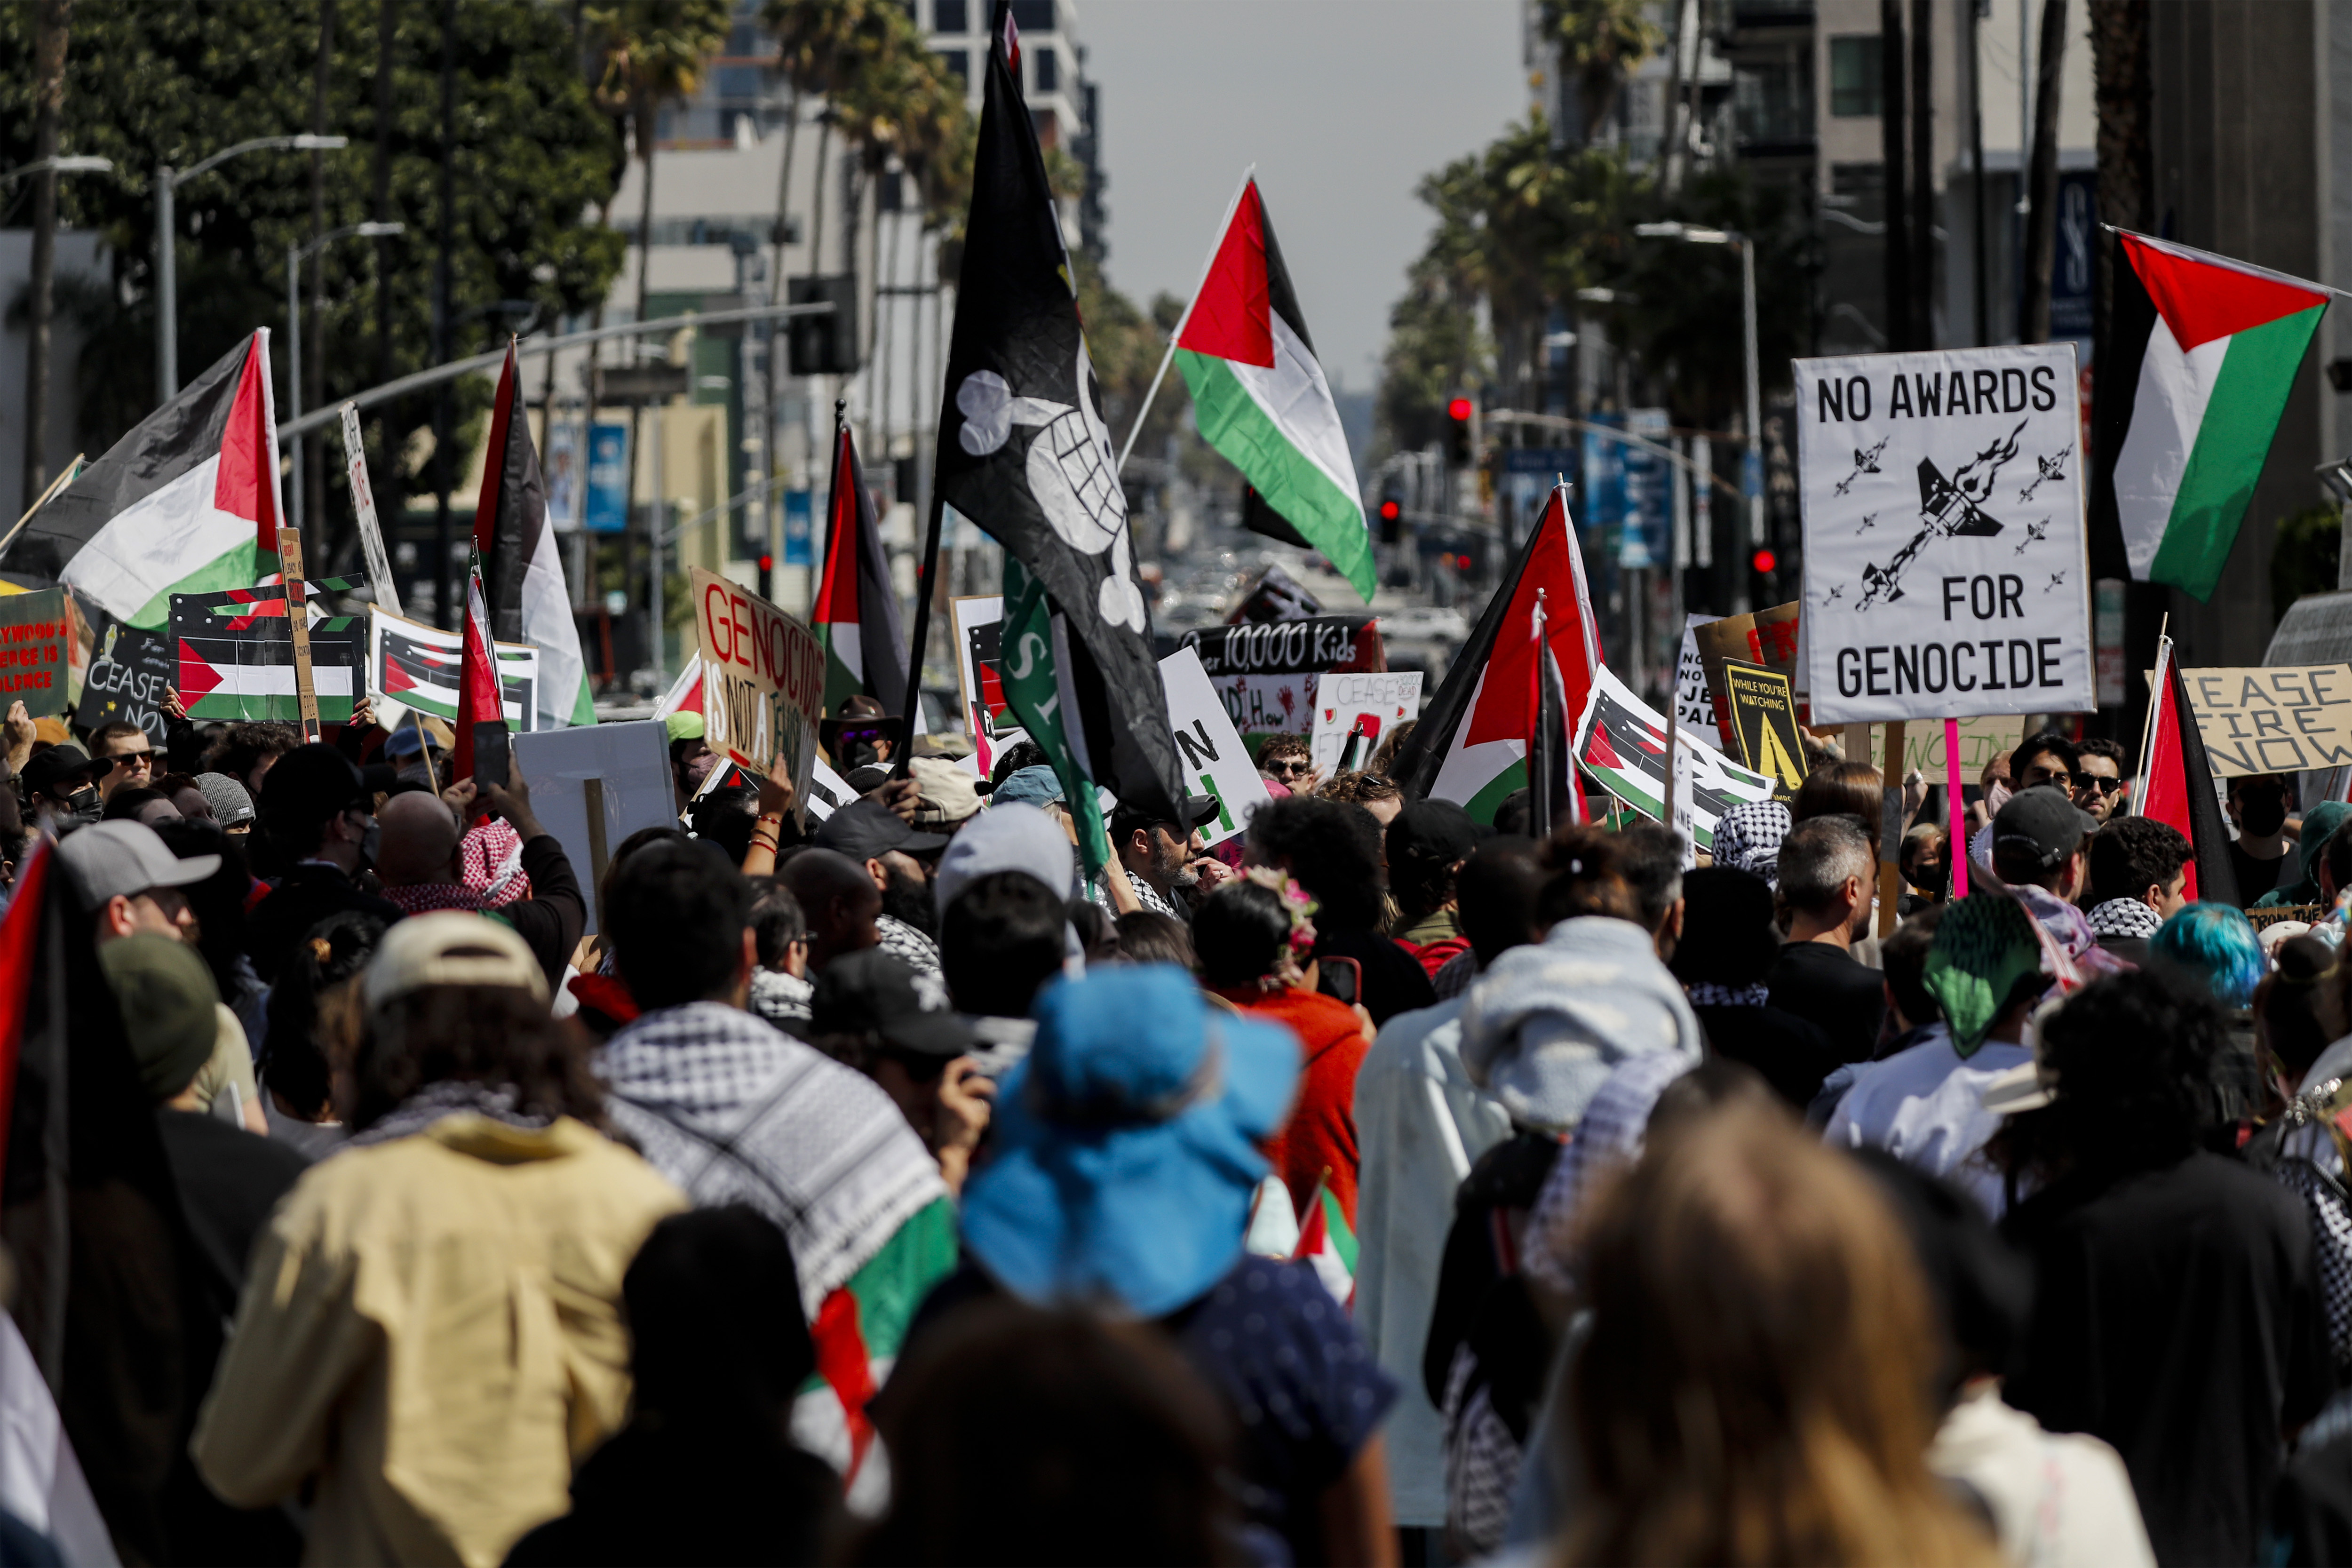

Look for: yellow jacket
[191,1115,686,1568]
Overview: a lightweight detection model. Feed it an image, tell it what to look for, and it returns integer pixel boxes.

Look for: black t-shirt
[245,865,402,982]
[1693,1003,1844,1110]
[1764,940,1887,1064]
[1313,927,1436,1028]
[2227,839,2297,909]
[2003,1151,2335,1567]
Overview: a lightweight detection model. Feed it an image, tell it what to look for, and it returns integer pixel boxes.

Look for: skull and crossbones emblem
[955,340,1149,633]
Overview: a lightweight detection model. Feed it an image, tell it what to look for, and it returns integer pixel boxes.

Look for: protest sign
[171,583,365,724]
[1157,646,1271,846]
[1898,714,2018,782]
[0,589,70,716]
[1795,343,2091,722]
[1674,614,1723,748]
[367,607,540,731]
[1180,613,1384,747]
[950,595,1029,775]
[514,720,675,937]
[1694,602,1802,741]
[76,620,178,741]
[1310,671,1422,777]
[2163,665,2352,777]
[691,566,823,828]
[1723,659,1809,801]
[1572,665,1776,851]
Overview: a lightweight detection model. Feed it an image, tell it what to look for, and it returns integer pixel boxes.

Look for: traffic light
[1751,547,1778,576]
[1377,492,1403,545]
[1446,395,1475,465]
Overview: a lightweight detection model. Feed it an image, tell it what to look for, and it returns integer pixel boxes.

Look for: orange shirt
[1215,984,1369,1226]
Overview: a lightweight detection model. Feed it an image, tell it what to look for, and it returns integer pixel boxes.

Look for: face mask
[67,787,100,823]
[2240,793,2289,837]
[1912,861,1946,895]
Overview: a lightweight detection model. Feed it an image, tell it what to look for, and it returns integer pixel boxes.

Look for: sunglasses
[1266,760,1312,778]
[2077,776,2125,796]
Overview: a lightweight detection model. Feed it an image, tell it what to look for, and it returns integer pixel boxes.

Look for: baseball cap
[909,756,982,828]
[814,797,949,860]
[55,820,221,913]
[1110,794,1223,840]
[20,745,105,800]
[810,948,971,1057]
[259,744,378,833]
[990,765,1065,809]
[1387,798,1481,869]
[665,711,706,746]
[362,911,549,1009]
[98,933,221,1103]
[1991,783,2099,872]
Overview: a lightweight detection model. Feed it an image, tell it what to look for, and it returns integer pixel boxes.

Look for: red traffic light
[1447,397,1474,422]
[1378,499,1401,522]
[1751,548,1777,574]
[758,554,774,573]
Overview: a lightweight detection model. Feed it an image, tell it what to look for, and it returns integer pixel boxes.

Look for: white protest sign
[1310,671,1422,776]
[341,402,401,616]
[1796,342,2090,723]
[514,719,676,938]
[1675,613,1723,748]
[1158,646,1271,847]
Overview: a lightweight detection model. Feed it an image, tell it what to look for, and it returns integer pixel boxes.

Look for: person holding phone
[1194,872,1374,1227]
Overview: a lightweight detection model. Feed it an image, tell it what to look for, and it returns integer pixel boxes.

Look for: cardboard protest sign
[1694,602,1802,742]
[514,720,675,937]
[1898,714,2018,781]
[1180,613,1384,747]
[2160,666,2352,776]
[77,620,178,740]
[1310,671,1421,777]
[1796,343,2091,722]
[1723,659,1809,801]
[367,607,540,732]
[1157,646,1271,846]
[1572,665,1776,851]
[690,567,823,828]
[1674,614,1723,748]
[0,589,71,716]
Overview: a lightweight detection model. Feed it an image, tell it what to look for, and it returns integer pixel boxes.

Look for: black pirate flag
[932,0,1183,823]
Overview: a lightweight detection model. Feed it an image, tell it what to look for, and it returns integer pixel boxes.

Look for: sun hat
[959,964,1301,1318]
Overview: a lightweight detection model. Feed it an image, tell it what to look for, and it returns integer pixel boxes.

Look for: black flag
[932,0,1183,823]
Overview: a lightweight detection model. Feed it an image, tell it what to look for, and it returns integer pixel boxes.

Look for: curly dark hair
[1535,824,1642,926]
[342,983,605,1133]
[1244,795,1383,931]
[266,908,387,1119]
[1192,880,1297,989]
[1988,971,2227,1193]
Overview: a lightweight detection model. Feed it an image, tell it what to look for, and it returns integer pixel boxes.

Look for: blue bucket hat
[960,965,1300,1319]
[988,764,1065,809]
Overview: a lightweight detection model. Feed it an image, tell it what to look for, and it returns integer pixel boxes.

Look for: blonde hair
[1565,1104,1997,1568]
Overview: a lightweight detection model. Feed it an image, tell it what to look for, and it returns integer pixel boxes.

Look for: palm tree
[767,0,878,296]
[1538,0,1665,145]
[586,0,731,321]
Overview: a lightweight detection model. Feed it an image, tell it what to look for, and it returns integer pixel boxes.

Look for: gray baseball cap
[55,821,221,913]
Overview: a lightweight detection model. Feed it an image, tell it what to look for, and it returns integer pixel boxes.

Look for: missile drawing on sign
[1833,434,1892,496]
[1856,419,2027,610]
[2013,517,2050,554]
[2018,444,2071,503]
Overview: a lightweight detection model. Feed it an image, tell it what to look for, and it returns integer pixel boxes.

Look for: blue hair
[2147,901,2267,1010]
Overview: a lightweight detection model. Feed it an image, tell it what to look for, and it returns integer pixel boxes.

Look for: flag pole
[0,454,82,565]
[895,492,945,783]
[1114,165,1257,476]
[2129,610,2171,816]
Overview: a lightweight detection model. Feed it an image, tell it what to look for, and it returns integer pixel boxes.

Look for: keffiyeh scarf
[2086,898,2163,940]
[1712,801,1791,887]
[461,819,532,908]
[381,881,486,918]
[600,1002,946,1316]
[1685,981,1770,1008]
[345,1079,553,1149]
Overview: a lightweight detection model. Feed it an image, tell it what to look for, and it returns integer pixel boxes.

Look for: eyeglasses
[2077,775,2126,796]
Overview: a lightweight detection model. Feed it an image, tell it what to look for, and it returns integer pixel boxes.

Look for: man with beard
[667,712,718,813]
[2225,773,2297,908]
[1097,796,1225,922]
[814,798,948,977]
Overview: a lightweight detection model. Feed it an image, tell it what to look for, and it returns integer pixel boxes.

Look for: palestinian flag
[795,1199,958,1494]
[1292,1176,1358,1307]
[32,331,281,629]
[453,553,507,781]
[370,605,538,728]
[1174,178,1375,602]
[653,655,704,723]
[2093,231,2330,601]
[2134,635,2241,904]
[1574,667,1776,852]
[474,342,594,728]
[814,412,909,719]
[1388,483,1601,823]
[172,580,365,722]
[933,0,1185,840]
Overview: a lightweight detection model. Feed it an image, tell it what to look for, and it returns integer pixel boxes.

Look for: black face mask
[65,787,100,823]
[1910,860,1947,896]
[879,863,935,939]
[2240,793,2289,837]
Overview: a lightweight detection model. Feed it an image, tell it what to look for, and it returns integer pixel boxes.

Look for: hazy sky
[1078,0,1529,396]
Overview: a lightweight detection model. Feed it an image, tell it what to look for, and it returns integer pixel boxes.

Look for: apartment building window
[934,0,968,32]
[1734,50,1812,146]
[1829,36,1882,117]
[934,48,969,83]
[1034,46,1058,92]
[1011,0,1055,32]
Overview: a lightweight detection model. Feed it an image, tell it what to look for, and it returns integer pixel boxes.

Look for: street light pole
[286,221,403,529]
[1633,221,1766,588]
[155,134,348,399]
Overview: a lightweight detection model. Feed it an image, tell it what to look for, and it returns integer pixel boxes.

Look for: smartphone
[1316,955,1363,1009]
[472,720,512,792]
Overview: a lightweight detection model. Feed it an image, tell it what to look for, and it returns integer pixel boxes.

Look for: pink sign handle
[1946,717,1969,899]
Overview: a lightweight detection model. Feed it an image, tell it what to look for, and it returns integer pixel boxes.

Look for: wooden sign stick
[1878,719,1906,937]
[277,528,323,743]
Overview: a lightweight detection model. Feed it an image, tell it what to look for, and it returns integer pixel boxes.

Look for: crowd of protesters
[6,677,2352,1567]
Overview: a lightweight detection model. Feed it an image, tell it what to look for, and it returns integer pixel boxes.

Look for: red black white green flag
[171,578,366,723]
[813,409,909,720]
[2092,231,2331,601]
[473,342,594,727]
[2134,635,2241,903]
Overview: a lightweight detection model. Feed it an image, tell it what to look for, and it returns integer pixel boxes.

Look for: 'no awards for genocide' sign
[1796,342,2093,723]
[691,567,824,828]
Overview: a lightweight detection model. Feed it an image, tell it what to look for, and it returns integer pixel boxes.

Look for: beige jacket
[192,1115,685,1568]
